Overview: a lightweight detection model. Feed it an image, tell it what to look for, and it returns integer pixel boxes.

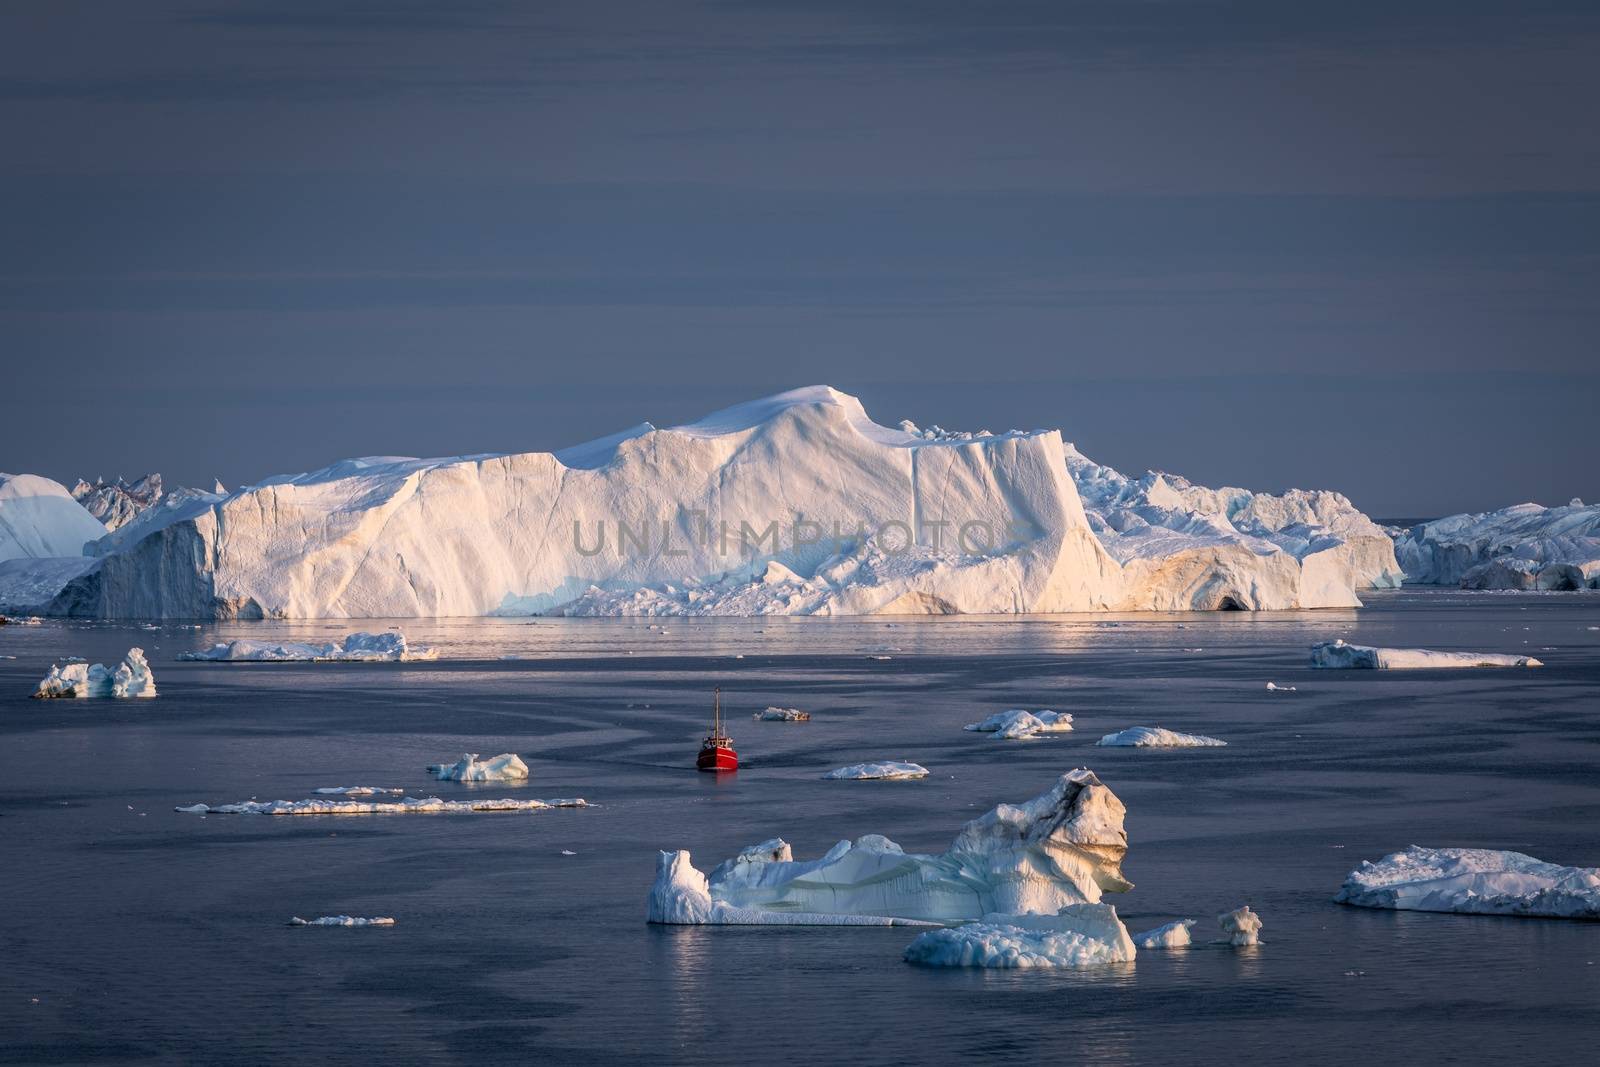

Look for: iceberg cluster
[178,631,436,662]
[1096,726,1226,748]
[903,904,1136,969]
[964,709,1073,740]
[2,387,1400,619]
[1310,640,1542,670]
[1335,846,1600,919]
[176,795,586,815]
[32,648,157,699]
[1394,500,1600,589]
[648,770,1131,926]
[822,761,929,780]
[427,752,529,782]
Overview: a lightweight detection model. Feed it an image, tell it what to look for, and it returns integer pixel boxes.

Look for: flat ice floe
[289,915,395,927]
[822,761,929,780]
[648,769,1132,925]
[753,706,810,721]
[178,631,436,662]
[32,648,157,698]
[312,786,402,796]
[1132,919,1195,948]
[964,709,1073,740]
[427,752,529,782]
[1335,846,1600,919]
[176,795,586,815]
[1218,906,1262,945]
[1310,639,1542,669]
[903,904,1136,969]
[1096,726,1225,748]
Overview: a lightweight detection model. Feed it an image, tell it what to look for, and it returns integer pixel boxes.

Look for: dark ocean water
[2,591,1598,1065]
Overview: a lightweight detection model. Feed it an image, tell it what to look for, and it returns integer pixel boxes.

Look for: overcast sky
[3,0,1596,516]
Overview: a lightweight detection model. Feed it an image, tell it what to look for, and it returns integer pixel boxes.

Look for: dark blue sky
[3,1,1596,516]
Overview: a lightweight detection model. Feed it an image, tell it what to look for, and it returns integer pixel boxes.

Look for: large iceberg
[0,473,107,562]
[902,904,1136,969]
[70,474,165,532]
[1335,846,1600,919]
[178,631,436,662]
[13,387,1398,619]
[1310,640,1542,669]
[647,769,1132,925]
[32,648,157,699]
[1394,500,1600,589]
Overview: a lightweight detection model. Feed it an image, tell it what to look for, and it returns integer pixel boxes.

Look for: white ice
[32,648,156,699]
[427,752,529,782]
[1132,919,1195,948]
[753,706,810,721]
[289,915,396,927]
[647,769,1132,925]
[964,709,1073,740]
[1335,846,1600,919]
[1096,727,1226,748]
[1265,682,1296,692]
[176,795,586,815]
[902,904,1136,969]
[312,786,403,796]
[178,631,436,662]
[1218,905,1262,945]
[1310,639,1542,669]
[0,473,107,561]
[822,761,929,780]
[1393,499,1600,589]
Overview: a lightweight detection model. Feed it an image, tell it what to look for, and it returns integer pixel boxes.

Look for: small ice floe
[822,761,929,780]
[427,752,529,782]
[289,915,395,927]
[32,648,156,699]
[648,770,1132,926]
[866,655,893,661]
[1310,639,1541,669]
[1132,919,1196,949]
[753,707,810,722]
[1096,726,1226,748]
[1265,682,1296,692]
[139,623,160,632]
[312,786,403,796]
[176,795,586,815]
[178,631,437,662]
[560,849,577,857]
[1219,905,1262,946]
[964,709,1073,740]
[903,905,1136,969]
[1334,846,1600,919]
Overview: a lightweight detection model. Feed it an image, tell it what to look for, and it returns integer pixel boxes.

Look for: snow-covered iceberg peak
[1393,500,1600,589]
[32,648,156,698]
[647,769,1132,926]
[1335,846,1600,919]
[71,474,164,532]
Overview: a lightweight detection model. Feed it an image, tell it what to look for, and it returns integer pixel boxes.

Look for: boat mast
[713,686,722,736]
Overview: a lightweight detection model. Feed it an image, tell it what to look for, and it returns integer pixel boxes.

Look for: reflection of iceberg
[903,904,1135,969]
[33,648,156,698]
[1311,639,1541,669]
[179,631,436,662]
[648,770,1131,926]
[1336,846,1600,919]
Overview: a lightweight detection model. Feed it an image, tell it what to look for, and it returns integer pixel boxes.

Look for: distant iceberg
[903,904,1136,969]
[964,709,1073,740]
[1096,726,1225,748]
[177,795,585,815]
[822,761,929,780]
[33,648,156,699]
[753,706,810,721]
[1393,499,1600,589]
[647,769,1132,925]
[1336,846,1600,919]
[427,752,528,782]
[1311,639,1541,669]
[289,915,395,927]
[179,631,436,662]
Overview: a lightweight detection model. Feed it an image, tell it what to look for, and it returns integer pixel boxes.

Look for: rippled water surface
[3,591,1598,1065]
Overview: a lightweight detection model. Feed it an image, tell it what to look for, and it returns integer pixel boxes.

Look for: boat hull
[697,745,738,772]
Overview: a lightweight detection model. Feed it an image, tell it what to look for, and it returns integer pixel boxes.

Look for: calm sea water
[2,591,1598,1065]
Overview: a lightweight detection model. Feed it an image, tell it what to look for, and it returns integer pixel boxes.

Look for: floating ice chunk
[1334,846,1600,919]
[964,709,1073,740]
[178,631,436,662]
[427,753,529,782]
[289,915,395,927]
[1132,919,1195,948]
[32,648,156,698]
[648,769,1132,925]
[753,707,810,721]
[903,904,1136,969]
[1265,682,1296,692]
[1096,726,1226,748]
[1310,639,1542,669]
[1218,905,1262,946]
[176,795,586,815]
[822,761,929,780]
[312,786,403,796]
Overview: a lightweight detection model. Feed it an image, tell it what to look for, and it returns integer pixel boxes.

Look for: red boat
[697,687,738,772]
